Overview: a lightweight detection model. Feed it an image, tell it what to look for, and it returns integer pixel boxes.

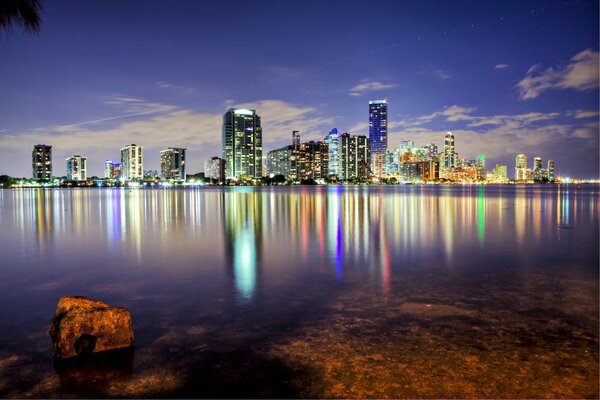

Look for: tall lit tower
[66,155,87,181]
[120,144,143,180]
[548,160,555,182]
[443,132,456,169]
[369,99,387,177]
[324,128,340,177]
[222,108,263,179]
[515,154,527,182]
[160,147,187,180]
[32,144,52,180]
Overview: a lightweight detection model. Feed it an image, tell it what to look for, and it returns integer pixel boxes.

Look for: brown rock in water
[49,296,134,359]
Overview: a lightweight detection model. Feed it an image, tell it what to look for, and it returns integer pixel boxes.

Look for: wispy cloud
[568,110,600,119]
[156,81,196,94]
[494,64,509,70]
[348,80,398,97]
[517,49,600,99]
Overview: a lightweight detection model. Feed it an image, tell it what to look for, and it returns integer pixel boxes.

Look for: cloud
[494,64,509,70]
[348,80,398,96]
[156,81,196,94]
[517,49,600,99]
[105,96,177,114]
[569,110,600,119]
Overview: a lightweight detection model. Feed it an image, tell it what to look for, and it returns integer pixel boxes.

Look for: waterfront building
[66,155,87,181]
[443,132,457,169]
[492,164,508,179]
[398,163,420,182]
[533,156,544,182]
[548,160,555,182]
[417,160,440,181]
[266,146,293,177]
[120,144,143,180]
[104,160,122,179]
[222,108,262,179]
[205,156,226,182]
[423,143,438,159]
[439,167,478,182]
[296,141,329,179]
[144,170,159,179]
[339,133,370,180]
[324,128,340,177]
[32,144,52,180]
[369,99,387,177]
[476,154,486,181]
[515,154,527,182]
[160,147,187,181]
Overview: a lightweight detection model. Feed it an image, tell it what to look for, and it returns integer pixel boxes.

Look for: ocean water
[0,185,597,397]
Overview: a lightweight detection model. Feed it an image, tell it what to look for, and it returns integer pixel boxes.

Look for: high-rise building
[66,155,87,181]
[492,164,508,179]
[548,160,555,182]
[424,143,438,159]
[222,108,262,179]
[339,133,370,180]
[120,144,143,180]
[32,144,52,180]
[324,128,340,177]
[205,156,226,182]
[399,139,414,154]
[104,160,122,179]
[515,154,527,182]
[533,156,543,182]
[296,141,329,179]
[160,147,186,180]
[476,154,486,180]
[443,132,457,169]
[369,99,387,177]
[267,146,293,177]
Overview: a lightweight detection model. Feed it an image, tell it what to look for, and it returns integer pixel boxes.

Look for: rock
[49,296,134,359]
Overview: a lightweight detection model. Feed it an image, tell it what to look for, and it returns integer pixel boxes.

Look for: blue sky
[0,0,598,178]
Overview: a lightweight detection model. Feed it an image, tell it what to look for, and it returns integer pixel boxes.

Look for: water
[0,185,597,397]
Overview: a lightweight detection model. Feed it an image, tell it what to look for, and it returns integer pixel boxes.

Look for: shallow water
[0,185,597,397]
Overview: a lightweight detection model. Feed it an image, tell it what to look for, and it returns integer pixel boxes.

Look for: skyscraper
[32,144,52,180]
[66,155,87,181]
[515,154,527,182]
[160,147,187,180]
[443,132,457,169]
[369,99,387,177]
[120,144,143,180]
[339,133,370,180]
[324,128,340,177]
[222,108,263,179]
[548,160,555,182]
[476,154,486,180]
[533,156,543,182]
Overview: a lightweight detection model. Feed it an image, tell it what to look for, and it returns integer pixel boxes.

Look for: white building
[66,155,87,181]
[120,144,143,180]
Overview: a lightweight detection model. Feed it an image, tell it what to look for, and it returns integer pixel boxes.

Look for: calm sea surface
[0,185,598,397]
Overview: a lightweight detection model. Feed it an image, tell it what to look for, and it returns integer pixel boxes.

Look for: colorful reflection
[2,185,598,301]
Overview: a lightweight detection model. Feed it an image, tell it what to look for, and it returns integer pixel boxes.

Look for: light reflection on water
[2,185,598,302]
[0,185,598,397]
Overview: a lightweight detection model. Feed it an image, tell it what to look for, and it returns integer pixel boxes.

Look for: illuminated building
[104,160,122,179]
[423,143,438,158]
[515,154,527,182]
[160,147,187,180]
[443,132,457,169]
[324,128,340,177]
[267,146,293,177]
[32,144,52,180]
[66,155,87,181]
[476,154,486,181]
[222,108,263,179]
[120,144,143,180]
[296,141,329,179]
[205,156,226,182]
[399,139,414,154]
[369,99,387,177]
[548,160,555,182]
[398,163,419,181]
[339,133,370,180]
[439,167,478,182]
[533,156,543,182]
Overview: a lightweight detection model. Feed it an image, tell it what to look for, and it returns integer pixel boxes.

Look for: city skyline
[0,0,598,178]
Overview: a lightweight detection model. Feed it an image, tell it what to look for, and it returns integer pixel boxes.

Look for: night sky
[1,0,598,178]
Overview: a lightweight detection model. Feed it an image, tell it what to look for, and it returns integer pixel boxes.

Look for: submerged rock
[49,296,134,359]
